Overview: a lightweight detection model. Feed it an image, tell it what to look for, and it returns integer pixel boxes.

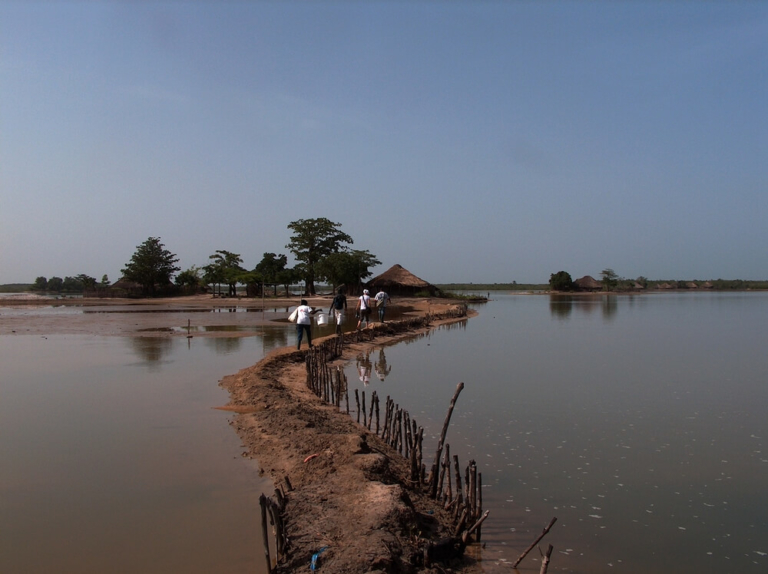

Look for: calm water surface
[0,331,286,574]
[345,292,768,573]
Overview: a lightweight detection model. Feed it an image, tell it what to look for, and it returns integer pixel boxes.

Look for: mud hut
[366,264,439,297]
[573,275,602,292]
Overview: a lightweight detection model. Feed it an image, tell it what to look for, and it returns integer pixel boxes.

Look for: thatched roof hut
[573,275,602,292]
[366,264,438,297]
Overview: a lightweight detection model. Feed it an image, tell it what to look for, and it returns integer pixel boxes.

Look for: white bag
[288,308,298,323]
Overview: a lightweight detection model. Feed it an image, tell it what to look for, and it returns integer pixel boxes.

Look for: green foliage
[175,266,203,291]
[203,250,244,296]
[33,276,48,291]
[315,249,381,293]
[549,271,574,291]
[286,218,353,295]
[601,268,619,291]
[47,276,63,292]
[121,237,180,296]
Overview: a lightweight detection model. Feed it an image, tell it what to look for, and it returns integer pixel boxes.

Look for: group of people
[294,287,392,350]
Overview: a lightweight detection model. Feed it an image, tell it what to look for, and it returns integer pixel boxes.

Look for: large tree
[549,270,574,292]
[286,218,353,295]
[204,250,244,297]
[121,237,180,296]
[316,249,381,294]
[255,252,288,296]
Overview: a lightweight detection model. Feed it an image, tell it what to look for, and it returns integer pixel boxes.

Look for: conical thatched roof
[366,264,437,296]
[574,275,602,291]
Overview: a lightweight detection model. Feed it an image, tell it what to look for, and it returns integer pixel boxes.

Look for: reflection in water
[204,336,243,354]
[549,295,573,319]
[260,326,289,351]
[374,349,392,381]
[356,352,372,386]
[129,336,174,364]
[548,294,620,320]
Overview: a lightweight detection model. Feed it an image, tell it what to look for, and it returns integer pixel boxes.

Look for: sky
[1,1,766,285]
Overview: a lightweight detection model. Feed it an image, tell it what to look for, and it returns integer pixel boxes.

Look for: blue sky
[1,1,766,285]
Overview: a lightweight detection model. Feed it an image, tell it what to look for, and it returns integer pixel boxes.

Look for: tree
[549,271,574,292]
[76,274,97,290]
[601,268,619,291]
[204,250,244,297]
[286,218,353,295]
[47,276,63,292]
[100,274,110,286]
[175,266,203,292]
[255,253,289,296]
[121,237,180,296]
[33,276,48,291]
[316,249,381,294]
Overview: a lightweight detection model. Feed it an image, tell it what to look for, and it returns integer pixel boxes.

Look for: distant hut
[573,275,602,292]
[110,277,144,297]
[366,264,439,297]
[686,281,699,289]
[702,281,714,289]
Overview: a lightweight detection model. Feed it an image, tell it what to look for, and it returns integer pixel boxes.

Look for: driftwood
[512,517,557,568]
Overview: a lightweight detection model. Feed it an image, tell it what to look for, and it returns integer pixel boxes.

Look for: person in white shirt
[295,299,318,350]
[355,289,372,330]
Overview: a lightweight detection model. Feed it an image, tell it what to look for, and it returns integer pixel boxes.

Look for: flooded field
[344,292,768,573]
[3,292,767,573]
[0,332,277,574]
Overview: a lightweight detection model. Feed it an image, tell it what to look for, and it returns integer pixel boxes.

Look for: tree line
[31,218,379,298]
[549,269,768,292]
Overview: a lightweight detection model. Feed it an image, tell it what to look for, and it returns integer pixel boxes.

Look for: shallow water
[345,292,768,573]
[0,333,277,574]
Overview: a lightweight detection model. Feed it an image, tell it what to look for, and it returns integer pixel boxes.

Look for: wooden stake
[539,544,554,574]
[430,382,464,498]
[512,517,558,568]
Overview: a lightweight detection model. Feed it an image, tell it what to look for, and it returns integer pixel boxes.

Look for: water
[0,333,278,574]
[344,292,768,573]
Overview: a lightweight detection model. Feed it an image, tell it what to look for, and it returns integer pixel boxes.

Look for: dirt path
[220,303,485,573]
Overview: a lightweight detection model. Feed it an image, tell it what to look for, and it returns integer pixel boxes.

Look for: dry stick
[259,494,272,573]
[443,444,452,507]
[453,507,469,536]
[430,382,465,498]
[452,455,463,521]
[436,443,448,501]
[539,544,554,574]
[362,391,367,428]
[354,389,361,424]
[470,460,477,521]
[344,371,349,414]
[512,517,558,569]
[283,475,293,492]
[375,394,380,434]
[367,391,375,431]
[461,509,491,544]
[477,471,483,541]
[409,426,421,482]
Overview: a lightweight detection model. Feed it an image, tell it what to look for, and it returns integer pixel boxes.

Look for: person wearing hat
[355,289,373,329]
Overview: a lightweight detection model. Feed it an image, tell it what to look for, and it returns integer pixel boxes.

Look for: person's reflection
[356,351,372,386]
[375,349,392,381]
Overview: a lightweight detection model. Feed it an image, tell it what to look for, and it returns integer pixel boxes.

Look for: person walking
[295,299,318,350]
[328,287,347,335]
[355,289,373,329]
[374,289,391,323]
